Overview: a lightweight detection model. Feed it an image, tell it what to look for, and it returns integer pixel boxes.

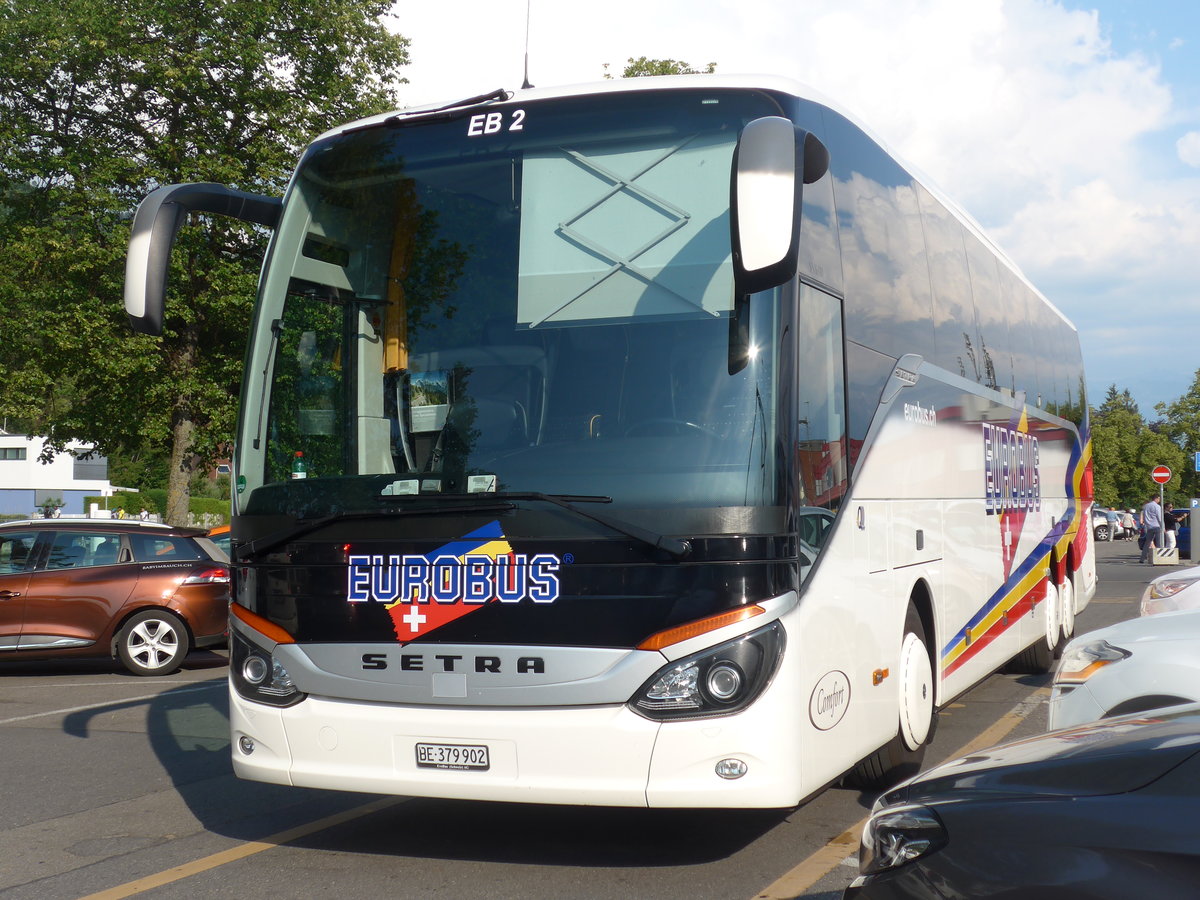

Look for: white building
[0,432,116,517]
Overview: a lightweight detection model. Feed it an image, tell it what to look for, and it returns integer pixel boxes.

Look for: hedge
[84,492,231,528]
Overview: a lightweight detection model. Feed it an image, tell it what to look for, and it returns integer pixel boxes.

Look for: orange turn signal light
[231,603,295,645]
[637,605,766,651]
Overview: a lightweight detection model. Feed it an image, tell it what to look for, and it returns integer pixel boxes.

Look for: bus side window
[796,284,848,507]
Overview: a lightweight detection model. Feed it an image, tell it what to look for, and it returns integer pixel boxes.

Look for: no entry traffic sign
[1152,465,1172,484]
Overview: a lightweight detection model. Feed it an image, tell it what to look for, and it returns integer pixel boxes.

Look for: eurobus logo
[982,420,1041,517]
[345,521,562,642]
[982,414,1040,580]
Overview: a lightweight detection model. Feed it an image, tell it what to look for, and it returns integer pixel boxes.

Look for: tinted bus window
[826,114,934,363]
[920,186,981,382]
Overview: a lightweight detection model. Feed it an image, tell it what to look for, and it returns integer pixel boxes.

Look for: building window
[0,447,27,460]
[73,454,108,480]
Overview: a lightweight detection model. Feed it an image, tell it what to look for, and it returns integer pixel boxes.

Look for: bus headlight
[629,620,784,720]
[230,628,306,707]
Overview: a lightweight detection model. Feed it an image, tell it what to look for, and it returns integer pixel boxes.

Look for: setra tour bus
[124,75,1095,808]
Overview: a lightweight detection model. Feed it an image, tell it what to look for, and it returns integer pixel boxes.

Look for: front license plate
[415,742,491,771]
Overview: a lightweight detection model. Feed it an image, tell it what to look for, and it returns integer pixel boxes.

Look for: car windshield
[240,89,791,532]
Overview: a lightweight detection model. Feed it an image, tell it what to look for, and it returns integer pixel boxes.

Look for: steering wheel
[625,418,717,438]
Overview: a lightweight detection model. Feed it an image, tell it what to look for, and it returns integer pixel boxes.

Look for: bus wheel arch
[1012,556,1062,674]
[845,589,937,789]
[908,580,937,702]
[898,586,937,752]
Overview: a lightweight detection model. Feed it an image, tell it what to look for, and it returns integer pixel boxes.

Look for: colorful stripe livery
[941,424,1091,678]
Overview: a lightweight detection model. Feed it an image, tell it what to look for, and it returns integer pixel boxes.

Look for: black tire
[1055,569,1076,658]
[1012,633,1054,674]
[116,609,190,676]
[846,605,937,790]
[1010,577,1058,674]
[1094,524,1109,542]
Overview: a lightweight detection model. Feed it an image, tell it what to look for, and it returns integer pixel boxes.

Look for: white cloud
[388,0,1200,408]
[1178,131,1200,167]
[391,1,1173,210]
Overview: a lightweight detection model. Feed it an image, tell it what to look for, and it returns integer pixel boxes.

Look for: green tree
[1091,386,1144,507]
[1156,368,1200,502]
[1090,385,1187,508]
[0,0,409,523]
[606,57,717,78]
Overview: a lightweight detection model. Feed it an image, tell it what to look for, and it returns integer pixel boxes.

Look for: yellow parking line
[78,797,404,900]
[751,686,1051,899]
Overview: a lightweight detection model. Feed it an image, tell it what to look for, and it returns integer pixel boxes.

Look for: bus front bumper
[230,687,803,808]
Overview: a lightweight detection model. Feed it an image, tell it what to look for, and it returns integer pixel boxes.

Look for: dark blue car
[845,705,1200,899]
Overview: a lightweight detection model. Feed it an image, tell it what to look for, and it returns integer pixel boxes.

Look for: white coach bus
[125,75,1095,808]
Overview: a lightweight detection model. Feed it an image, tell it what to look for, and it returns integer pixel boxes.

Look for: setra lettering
[360,653,545,674]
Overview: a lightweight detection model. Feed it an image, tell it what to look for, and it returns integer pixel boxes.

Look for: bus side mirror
[124,183,281,335]
[730,117,829,296]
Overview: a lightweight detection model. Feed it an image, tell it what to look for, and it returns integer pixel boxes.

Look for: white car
[1090,507,1123,541]
[1140,564,1200,616]
[1048,609,1200,730]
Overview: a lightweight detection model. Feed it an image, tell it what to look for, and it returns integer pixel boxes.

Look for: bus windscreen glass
[243,90,789,533]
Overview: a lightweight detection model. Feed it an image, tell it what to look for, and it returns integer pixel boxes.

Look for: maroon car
[0,519,229,675]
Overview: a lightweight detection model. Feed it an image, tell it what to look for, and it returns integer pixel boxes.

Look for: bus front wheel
[846,604,937,789]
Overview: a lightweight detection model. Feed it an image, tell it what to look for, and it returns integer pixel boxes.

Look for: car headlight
[1141,577,1200,616]
[1054,639,1130,685]
[859,803,947,875]
[628,620,785,720]
[230,627,306,707]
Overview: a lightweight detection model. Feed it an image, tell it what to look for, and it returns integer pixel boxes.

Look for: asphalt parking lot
[0,536,1180,900]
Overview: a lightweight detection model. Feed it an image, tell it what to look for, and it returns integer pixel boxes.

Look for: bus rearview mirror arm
[124,183,281,336]
[728,118,829,374]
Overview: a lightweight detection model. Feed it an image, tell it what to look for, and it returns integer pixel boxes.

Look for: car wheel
[846,604,936,789]
[1094,524,1109,542]
[117,610,190,676]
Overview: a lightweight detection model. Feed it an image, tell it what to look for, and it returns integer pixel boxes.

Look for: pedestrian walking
[1140,495,1163,563]
[1120,508,1136,540]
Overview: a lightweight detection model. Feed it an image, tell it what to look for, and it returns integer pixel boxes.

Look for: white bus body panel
[232,603,818,808]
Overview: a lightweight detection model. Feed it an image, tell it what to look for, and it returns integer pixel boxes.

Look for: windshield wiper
[237,502,515,561]
[373,89,512,129]
[238,492,689,562]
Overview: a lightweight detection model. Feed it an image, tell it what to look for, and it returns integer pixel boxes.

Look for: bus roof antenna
[521,0,534,89]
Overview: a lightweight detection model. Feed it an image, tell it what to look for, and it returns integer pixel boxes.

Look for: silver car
[1140,564,1200,616]
[1048,608,1200,730]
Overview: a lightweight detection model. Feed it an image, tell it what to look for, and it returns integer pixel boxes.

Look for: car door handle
[0,590,21,599]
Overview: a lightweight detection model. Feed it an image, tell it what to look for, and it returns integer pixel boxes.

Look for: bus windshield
[240,89,789,530]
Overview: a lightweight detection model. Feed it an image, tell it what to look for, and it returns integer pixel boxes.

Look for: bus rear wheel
[1056,570,1075,655]
[846,604,936,789]
[1012,567,1066,673]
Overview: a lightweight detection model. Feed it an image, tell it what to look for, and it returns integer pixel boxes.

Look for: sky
[388,0,1200,417]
